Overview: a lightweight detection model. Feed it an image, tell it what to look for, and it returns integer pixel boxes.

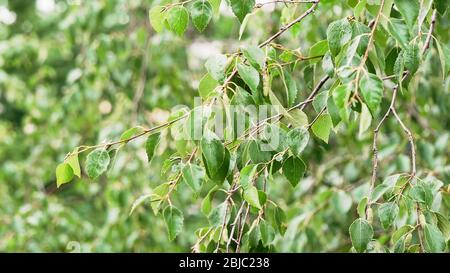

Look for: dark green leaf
[145,133,161,162]
[283,156,306,187]
[349,218,373,253]
[163,206,184,241]
[229,0,255,22]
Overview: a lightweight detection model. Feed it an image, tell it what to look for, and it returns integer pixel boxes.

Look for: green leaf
[239,164,258,190]
[190,0,213,32]
[371,174,399,202]
[259,221,275,246]
[163,206,184,241]
[286,109,309,128]
[327,18,353,57]
[332,85,351,122]
[208,201,228,226]
[248,140,272,164]
[284,70,298,107]
[120,127,142,142]
[201,132,229,183]
[403,42,420,75]
[243,45,265,70]
[208,0,222,14]
[149,6,166,33]
[145,133,161,162]
[394,0,419,30]
[56,163,74,188]
[424,224,446,253]
[182,164,205,194]
[357,197,368,218]
[354,0,367,17]
[313,91,328,113]
[434,0,448,15]
[387,18,410,49]
[309,40,328,64]
[85,149,110,179]
[435,40,449,79]
[283,156,306,188]
[327,96,341,126]
[349,218,373,253]
[322,51,335,77]
[66,148,81,178]
[205,54,228,83]
[150,183,170,215]
[237,63,260,93]
[244,185,262,209]
[129,193,153,216]
[229,0,255,23]
[359,103,372,137]
[409,181,434,207]
[273,206,287,235]
[378,202,399,229]
[360,73,383,113]
[198,73,218,99]
[287,127,310,157]
[392,225,414,243]
[311,114,333,143]
[166,6,189,36]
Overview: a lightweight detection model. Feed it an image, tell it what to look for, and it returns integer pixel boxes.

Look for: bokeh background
[0,0,448,252]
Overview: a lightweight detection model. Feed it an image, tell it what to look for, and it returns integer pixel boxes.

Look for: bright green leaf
[166,6,189,36]
[56,163,74,188]
[149,6,166,33]
[311,114,333,143]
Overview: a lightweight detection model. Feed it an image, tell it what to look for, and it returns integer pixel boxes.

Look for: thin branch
[352,0,386,100]
[235,204,250,253]
[422,9,437,55]
[258,1,320,48]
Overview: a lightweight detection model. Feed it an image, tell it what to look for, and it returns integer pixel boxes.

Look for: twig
[236,204,250,253]
[258,0,320,48]
[352,0,386,100]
